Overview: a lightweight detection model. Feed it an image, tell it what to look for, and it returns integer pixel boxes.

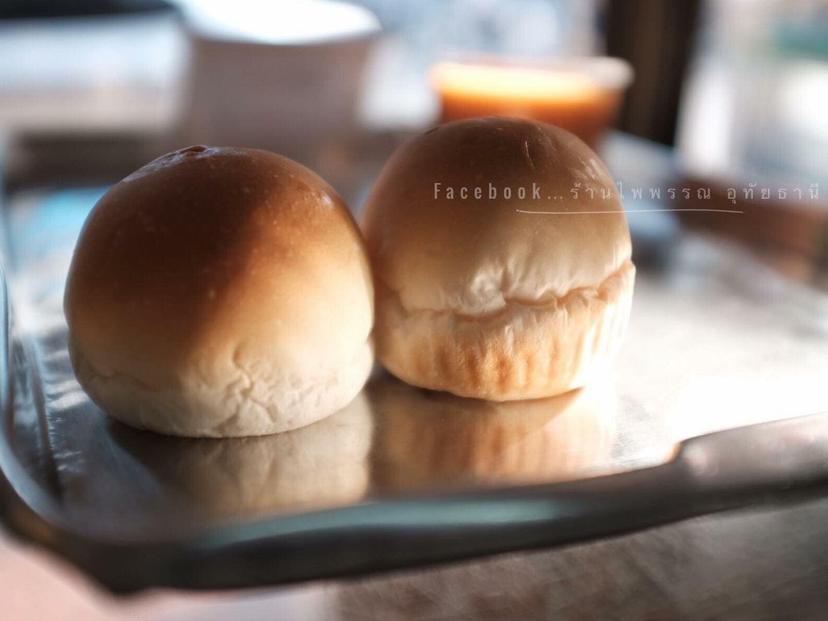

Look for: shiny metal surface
[1,181,828,590]
[5,272,656,540]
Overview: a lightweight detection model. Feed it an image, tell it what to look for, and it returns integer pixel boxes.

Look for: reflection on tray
[369,374,618,492]
[103,373,618,521]
[109,394,374,518]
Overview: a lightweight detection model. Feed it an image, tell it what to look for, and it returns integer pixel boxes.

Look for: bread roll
[65,146,373,437]
[362,117,634,400]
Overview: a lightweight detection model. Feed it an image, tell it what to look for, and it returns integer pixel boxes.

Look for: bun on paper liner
[362,117,634,400]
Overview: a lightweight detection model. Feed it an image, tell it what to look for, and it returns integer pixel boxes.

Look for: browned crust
[64,146,374,436]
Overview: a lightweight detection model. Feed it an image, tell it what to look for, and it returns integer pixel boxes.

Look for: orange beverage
[431,57,632,149]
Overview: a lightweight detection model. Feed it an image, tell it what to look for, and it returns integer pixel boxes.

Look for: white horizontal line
[515,208,745,215]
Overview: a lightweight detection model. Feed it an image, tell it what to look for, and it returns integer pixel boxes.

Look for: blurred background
[1,1,828,619]
[1,0,827,288]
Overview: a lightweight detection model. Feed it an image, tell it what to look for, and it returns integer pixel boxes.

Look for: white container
[180,0,380,159]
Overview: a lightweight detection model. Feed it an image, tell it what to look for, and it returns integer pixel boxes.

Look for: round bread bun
[368,374,616,490]
[65,146,374,437]
[362,117,634,400]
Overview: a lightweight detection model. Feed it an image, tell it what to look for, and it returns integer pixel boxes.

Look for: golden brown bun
[362,117,634,400]
[65,146,373,437]
[368,375,616,490]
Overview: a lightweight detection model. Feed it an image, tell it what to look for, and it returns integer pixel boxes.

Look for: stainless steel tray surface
[1,186,827,592]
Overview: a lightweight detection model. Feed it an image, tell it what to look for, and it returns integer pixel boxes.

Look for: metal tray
[1,186,827,592]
